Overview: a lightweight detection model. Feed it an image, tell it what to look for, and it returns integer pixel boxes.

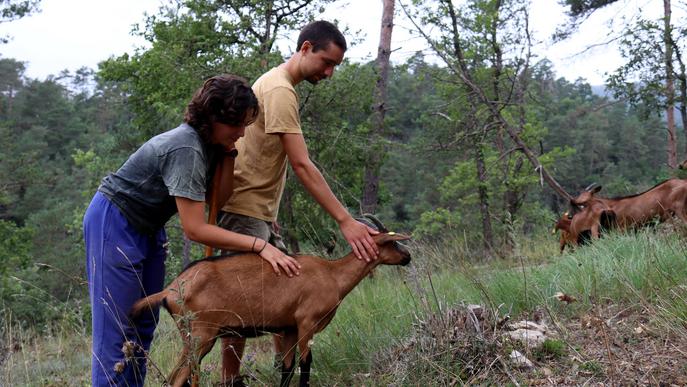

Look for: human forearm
[281,133,378,261]
[176,196,301,275]
[292,160,351,224]
[183,220,257,251]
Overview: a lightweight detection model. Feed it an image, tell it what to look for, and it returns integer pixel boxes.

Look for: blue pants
[84,191,167,386]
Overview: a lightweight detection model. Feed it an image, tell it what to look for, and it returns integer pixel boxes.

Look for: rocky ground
[372,302,687,386]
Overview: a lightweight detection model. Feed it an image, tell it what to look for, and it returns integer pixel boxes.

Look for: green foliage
[414,207,463,239]
[99,0,332,140]
[554,0,619,41]
[0,0,39,21]
[0,60,130,325]
[0,0,41,43]
[606,20,662,104]
[561,0,618,18]
[0,219,33,276]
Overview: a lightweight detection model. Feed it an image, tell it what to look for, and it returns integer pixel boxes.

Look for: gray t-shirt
[99,123,220,235]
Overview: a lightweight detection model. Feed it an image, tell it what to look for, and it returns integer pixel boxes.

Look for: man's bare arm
[280,132,378,261]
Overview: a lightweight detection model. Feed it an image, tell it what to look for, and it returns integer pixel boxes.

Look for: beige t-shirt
[222,66,302,221]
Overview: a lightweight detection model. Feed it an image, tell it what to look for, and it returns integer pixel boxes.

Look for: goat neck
[329,252,382,297]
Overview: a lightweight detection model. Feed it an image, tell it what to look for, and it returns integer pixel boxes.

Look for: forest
[2,0,687,385]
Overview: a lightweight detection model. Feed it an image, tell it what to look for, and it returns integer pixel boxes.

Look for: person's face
[299,41,345,85]
[210,121,246,149]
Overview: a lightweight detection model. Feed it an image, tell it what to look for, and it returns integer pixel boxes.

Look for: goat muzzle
[400,255,411,266]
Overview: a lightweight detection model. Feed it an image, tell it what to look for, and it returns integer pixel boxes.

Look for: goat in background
[566,179,687,246]
[552,212,574,253]
[552,211,597,253]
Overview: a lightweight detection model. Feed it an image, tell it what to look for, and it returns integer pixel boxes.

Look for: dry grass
[3,229,687,385]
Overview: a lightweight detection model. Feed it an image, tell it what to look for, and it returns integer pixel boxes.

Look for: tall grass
[2,229,686,385]
[311,229,687,384]
[1,312,91,386]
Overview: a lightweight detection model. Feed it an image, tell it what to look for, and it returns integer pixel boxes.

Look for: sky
[0,0,655,85]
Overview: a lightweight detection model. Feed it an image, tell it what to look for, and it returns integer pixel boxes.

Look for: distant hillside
[591,84,609,97]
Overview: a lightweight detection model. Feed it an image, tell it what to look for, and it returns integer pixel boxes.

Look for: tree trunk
[664,0,677,168]
[475,145,494,257]
[681,103,687,160]
[674,43,687,159]
[361,0,394,214]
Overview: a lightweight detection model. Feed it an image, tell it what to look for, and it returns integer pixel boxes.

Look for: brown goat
[552,212,574,253]
[569,179,687,239]
[552,211,599,252]
[568,200,615,244]
[130,232,411,387]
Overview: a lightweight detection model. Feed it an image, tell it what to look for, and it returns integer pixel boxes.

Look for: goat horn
[361,213,388,233]
[584,183,598,192]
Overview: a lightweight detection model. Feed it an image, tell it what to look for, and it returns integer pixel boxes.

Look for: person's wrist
[257,239,267,254]
[335,213,353,225]
[250,237,258,253]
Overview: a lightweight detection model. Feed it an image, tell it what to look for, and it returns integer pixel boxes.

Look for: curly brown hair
[184,74,259,142]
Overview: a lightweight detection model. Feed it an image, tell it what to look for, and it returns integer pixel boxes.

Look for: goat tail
[129,291,167,320]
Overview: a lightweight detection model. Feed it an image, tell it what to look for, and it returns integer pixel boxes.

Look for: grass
[2,228,687,385]
[1,315,91,386]
[533,339,567,361]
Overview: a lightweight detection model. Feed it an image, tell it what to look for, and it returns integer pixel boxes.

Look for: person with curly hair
[82,74,301,387]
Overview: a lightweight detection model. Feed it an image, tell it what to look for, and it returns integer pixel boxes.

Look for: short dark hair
[296,20,347,53]
[184,74,259,142]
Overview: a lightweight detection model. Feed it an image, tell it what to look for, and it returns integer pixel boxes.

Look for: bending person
[83,74,301,387]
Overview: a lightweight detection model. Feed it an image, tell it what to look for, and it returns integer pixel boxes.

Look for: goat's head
[570,184,603,214]
[373,232,412,266]
[552,212,572,235]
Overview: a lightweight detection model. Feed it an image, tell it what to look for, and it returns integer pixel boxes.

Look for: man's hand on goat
[258,242,301,277]
[339,217,379,262]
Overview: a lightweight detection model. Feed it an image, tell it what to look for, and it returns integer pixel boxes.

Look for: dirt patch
[372,303,687,385]
[534,304,687,386]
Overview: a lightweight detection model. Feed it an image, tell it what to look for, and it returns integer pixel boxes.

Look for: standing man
[217,20,379,384]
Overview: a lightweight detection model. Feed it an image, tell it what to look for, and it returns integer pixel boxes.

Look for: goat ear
[591,185,602,194]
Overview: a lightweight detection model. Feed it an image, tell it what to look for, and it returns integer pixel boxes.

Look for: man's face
[300,41,345,85]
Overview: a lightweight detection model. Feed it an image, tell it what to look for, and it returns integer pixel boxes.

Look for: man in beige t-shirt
[217,21,380,384]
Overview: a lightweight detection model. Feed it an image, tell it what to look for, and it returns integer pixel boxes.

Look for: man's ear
[300,40,313,54]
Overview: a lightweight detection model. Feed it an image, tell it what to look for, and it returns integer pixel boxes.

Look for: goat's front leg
[170,325,219,387]
[591,223,600,239]
[297,341,313,387]
[279,331,299,387]
[296,319,320,387]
